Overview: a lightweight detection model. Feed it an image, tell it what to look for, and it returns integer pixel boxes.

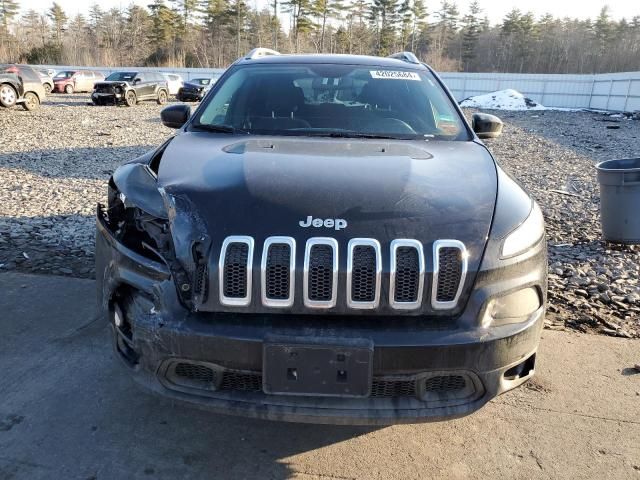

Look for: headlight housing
[501,202,544,258]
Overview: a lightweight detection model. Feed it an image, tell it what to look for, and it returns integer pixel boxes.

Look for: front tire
[125,90,137,107]
[64,84,74,94]
[157,89,168,105]
[43,83,52,95]
[22,92,40,111]
[0,83,17,108]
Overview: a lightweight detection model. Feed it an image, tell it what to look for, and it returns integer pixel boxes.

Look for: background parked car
[36,69,54,95]
[162,73,183,96]
[54,70,105,93]
[92,71,169,106]
[176,76,219,102]
[0,64,45,110]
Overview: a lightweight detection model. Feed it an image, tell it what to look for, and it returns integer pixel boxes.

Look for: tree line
[0,0,638,73]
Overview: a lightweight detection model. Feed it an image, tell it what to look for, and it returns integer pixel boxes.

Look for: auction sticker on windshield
[370,70,421,81]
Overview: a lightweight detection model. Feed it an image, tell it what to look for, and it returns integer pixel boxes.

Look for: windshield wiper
[191,123,248,134]
[292,129,411,140]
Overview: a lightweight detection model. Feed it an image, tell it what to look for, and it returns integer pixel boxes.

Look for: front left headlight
[501,202,544,258]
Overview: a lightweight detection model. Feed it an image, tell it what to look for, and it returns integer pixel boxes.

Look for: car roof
[235,54,430,70]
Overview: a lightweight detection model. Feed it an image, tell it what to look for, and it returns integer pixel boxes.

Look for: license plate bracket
[263,337,373,398]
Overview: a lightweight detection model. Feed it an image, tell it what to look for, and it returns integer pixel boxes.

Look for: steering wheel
[363,117,416,135]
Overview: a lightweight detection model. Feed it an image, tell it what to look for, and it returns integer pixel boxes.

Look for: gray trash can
[596,158,640,244]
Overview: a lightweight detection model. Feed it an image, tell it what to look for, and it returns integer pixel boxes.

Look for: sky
[20,0,640,23]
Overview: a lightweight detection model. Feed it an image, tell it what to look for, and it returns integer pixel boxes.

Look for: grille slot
[308,246,333,300]
[304,238,338,308]
[219,236,254,306]
[436,248,463,302]
[261,237,295,307]
[432,240,467,310]
[194,263,208,302]
[224,243,248,297]
[390,240,425,310]
[347,239,381,309]
[394,247,419,302]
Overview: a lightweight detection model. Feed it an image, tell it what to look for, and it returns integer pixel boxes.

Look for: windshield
[193,64,468,140]
[106,72,136,81]
[54,71,75,79]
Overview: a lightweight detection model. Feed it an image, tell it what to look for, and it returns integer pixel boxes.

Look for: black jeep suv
[92,71,169,106]
[96,50,546,425]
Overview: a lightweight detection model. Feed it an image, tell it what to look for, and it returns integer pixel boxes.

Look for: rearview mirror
[161,104,191,129]
[472,113,503,139]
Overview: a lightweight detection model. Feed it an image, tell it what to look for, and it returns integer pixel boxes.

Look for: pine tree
[0,0,19,30]
[313,0,344,52]
[461,0,480,70]
[369,0,399,56]
[48,2,68,46]
[225,0,249,57]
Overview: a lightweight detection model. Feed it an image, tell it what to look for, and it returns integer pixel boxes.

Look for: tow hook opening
[110,301,139,367]
[503,353,536,381]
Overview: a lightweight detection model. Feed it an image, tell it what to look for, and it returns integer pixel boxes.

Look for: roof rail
[245,48,281,60]
[388,52,420,64]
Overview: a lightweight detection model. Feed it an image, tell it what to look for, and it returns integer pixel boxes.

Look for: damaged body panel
[96,52,547,425]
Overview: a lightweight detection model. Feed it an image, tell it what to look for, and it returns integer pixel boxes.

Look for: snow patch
[460,89,547,111]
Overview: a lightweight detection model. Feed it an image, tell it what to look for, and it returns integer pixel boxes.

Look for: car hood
[157,132,497,307]
[94,81,130,87]
[182,82,206,90]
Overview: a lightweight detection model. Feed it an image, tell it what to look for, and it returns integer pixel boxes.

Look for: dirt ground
[1,271,638,480]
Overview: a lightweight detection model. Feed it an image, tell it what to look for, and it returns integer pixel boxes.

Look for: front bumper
[176,90,203,102]
[92,92,124,103]
[96,210,545,425]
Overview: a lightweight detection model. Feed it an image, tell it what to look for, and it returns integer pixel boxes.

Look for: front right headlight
[501,202,545,258]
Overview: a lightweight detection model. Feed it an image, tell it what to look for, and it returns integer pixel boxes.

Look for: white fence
[40,64,640,112]
[439,71,640,112]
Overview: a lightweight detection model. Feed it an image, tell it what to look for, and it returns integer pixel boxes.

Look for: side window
[21,67,41,82]
[199,69,247,125]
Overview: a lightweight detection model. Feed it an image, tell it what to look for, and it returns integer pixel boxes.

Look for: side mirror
[472,113,503,139]
[133,78,141,85]
[161,104,191,129]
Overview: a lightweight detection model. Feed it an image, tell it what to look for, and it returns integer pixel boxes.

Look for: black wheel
[0,83,17,107]
[64,84,74,94]
[22,92,40,111]
[157,89,168,105]
[43,83,52,95]
[125,90,137,107]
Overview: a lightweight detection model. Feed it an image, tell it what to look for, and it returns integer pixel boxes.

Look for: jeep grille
[216,236,467,311]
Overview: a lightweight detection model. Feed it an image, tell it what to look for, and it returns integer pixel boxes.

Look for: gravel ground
[0,95,638,337]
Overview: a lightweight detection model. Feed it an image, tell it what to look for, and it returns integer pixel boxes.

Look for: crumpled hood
[158,132,496,255]
[94,80,130,88]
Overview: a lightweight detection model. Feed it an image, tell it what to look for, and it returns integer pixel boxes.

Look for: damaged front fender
[112,163,168,220]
